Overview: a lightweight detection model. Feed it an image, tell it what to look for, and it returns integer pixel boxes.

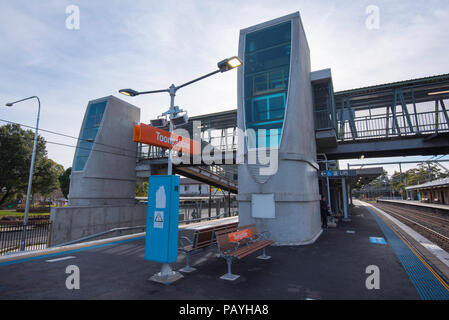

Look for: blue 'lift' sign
[144,175,180,263]
[320,170,357,178]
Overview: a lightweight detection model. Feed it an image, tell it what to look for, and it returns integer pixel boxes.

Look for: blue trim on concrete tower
[243,20,291,149]
[73,100,107,171]
[366,206,449,300]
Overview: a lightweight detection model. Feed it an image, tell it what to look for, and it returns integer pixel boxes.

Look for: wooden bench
[215,224,274,281]
[178,221,238,272]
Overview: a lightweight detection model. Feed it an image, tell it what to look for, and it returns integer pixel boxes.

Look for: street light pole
[119,56,243,175]
[6,96,41,251]
[119,56,242,283]
[167,84,176,175]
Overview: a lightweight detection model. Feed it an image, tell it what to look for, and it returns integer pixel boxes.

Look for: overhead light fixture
[171,113,189,127]
[150,118,168,128]
[119,88,140,97]
[428,90,449,96]
[217,56,243,73]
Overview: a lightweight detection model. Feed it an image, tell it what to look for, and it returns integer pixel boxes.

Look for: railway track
[373,202,449,252]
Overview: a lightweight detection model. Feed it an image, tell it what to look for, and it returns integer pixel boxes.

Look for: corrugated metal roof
[406,178,449,190]
[335,73,449,96]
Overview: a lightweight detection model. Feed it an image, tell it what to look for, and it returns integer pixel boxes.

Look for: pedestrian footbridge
[136,73,449,190]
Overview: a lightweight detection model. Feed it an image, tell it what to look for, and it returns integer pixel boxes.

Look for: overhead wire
[0,119,138,160]
[0,118,138,154]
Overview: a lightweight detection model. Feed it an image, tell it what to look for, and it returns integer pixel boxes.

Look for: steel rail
[375,204,449,244]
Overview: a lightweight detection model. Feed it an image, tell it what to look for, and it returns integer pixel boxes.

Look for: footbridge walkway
[136,73,449,190]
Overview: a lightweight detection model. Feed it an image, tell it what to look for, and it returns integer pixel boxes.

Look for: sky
[1,0,449,174]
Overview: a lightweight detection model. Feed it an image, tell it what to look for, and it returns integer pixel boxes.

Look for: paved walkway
[1,203,443,300]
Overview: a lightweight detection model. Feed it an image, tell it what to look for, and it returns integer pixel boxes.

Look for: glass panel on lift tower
[244,21,291,149]
[73,100,107,171]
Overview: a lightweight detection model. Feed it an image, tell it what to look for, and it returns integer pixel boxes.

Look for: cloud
[1,0,448,169]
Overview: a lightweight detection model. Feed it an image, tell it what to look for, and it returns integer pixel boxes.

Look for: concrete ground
[0,204,422,300]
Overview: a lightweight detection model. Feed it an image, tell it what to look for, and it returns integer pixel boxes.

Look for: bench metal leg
[220,257,240,281]
[256,247,271,260]
[179,252,197,273]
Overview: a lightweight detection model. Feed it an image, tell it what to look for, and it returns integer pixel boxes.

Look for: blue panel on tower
[144,175,180,263]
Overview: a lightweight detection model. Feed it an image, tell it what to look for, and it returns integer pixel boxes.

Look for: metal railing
[56,225,146,247]
[338,110,449,141]
[137,143,239,187]
[0,220,52,256]
[315,109,334,131]
[137,107,448,151]
[203,164,238,181]
[137,144,167,159]
[55,214,239,247]
[179,212,238,225]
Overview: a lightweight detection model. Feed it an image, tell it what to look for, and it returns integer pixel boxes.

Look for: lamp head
[5,103,13,107]
[171,113,189,127]
[217,56,243,72]
[150,118,168,128]
[118,89,140,97]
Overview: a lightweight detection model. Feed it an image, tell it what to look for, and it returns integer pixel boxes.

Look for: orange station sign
[133,123,200,155]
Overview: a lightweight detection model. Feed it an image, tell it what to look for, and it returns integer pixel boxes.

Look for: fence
[339,110,449,141]
[0,220,53,256]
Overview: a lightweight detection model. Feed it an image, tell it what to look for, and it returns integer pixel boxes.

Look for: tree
[59,167,72,199]
[390,171,405,197]
[0,124,64,206]
[0,124,46,206]
[405,163,446,186]
[33,158,64,198]
[136,181,148,197]
[366,169,389,188]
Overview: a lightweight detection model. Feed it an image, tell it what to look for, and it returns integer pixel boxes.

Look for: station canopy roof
[406,178,449,191]
[334,73,449,110]
[353,167,384,185]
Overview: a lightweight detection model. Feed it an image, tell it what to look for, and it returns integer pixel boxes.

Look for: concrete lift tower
[237,12,322,245]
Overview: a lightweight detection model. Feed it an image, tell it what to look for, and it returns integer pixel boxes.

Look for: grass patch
[0,210,50,217]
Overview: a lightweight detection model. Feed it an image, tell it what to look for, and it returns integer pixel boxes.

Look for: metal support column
[342,177,350,222]
[391,104,401,135]
[400,163,410,200]
[228,188,231,217]
[412,88,420,133]
[397,88,414,133]
[385,106,390,137]
[435,100,440,133]
[323,154,332,215]
[340,98,358,139]
[438,100,449,127]
[208,186,212,218]
[349,182,353,205]
[220,257,239,281]
[347,163,353,205]
[216,198,220,217]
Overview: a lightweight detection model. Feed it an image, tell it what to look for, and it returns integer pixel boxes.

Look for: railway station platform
[377,199,449,214]
[0,202,448,300]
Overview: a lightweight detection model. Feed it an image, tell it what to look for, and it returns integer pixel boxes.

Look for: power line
[0,118,138,154]
[42,139,137,160]
[1,120,138,160]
